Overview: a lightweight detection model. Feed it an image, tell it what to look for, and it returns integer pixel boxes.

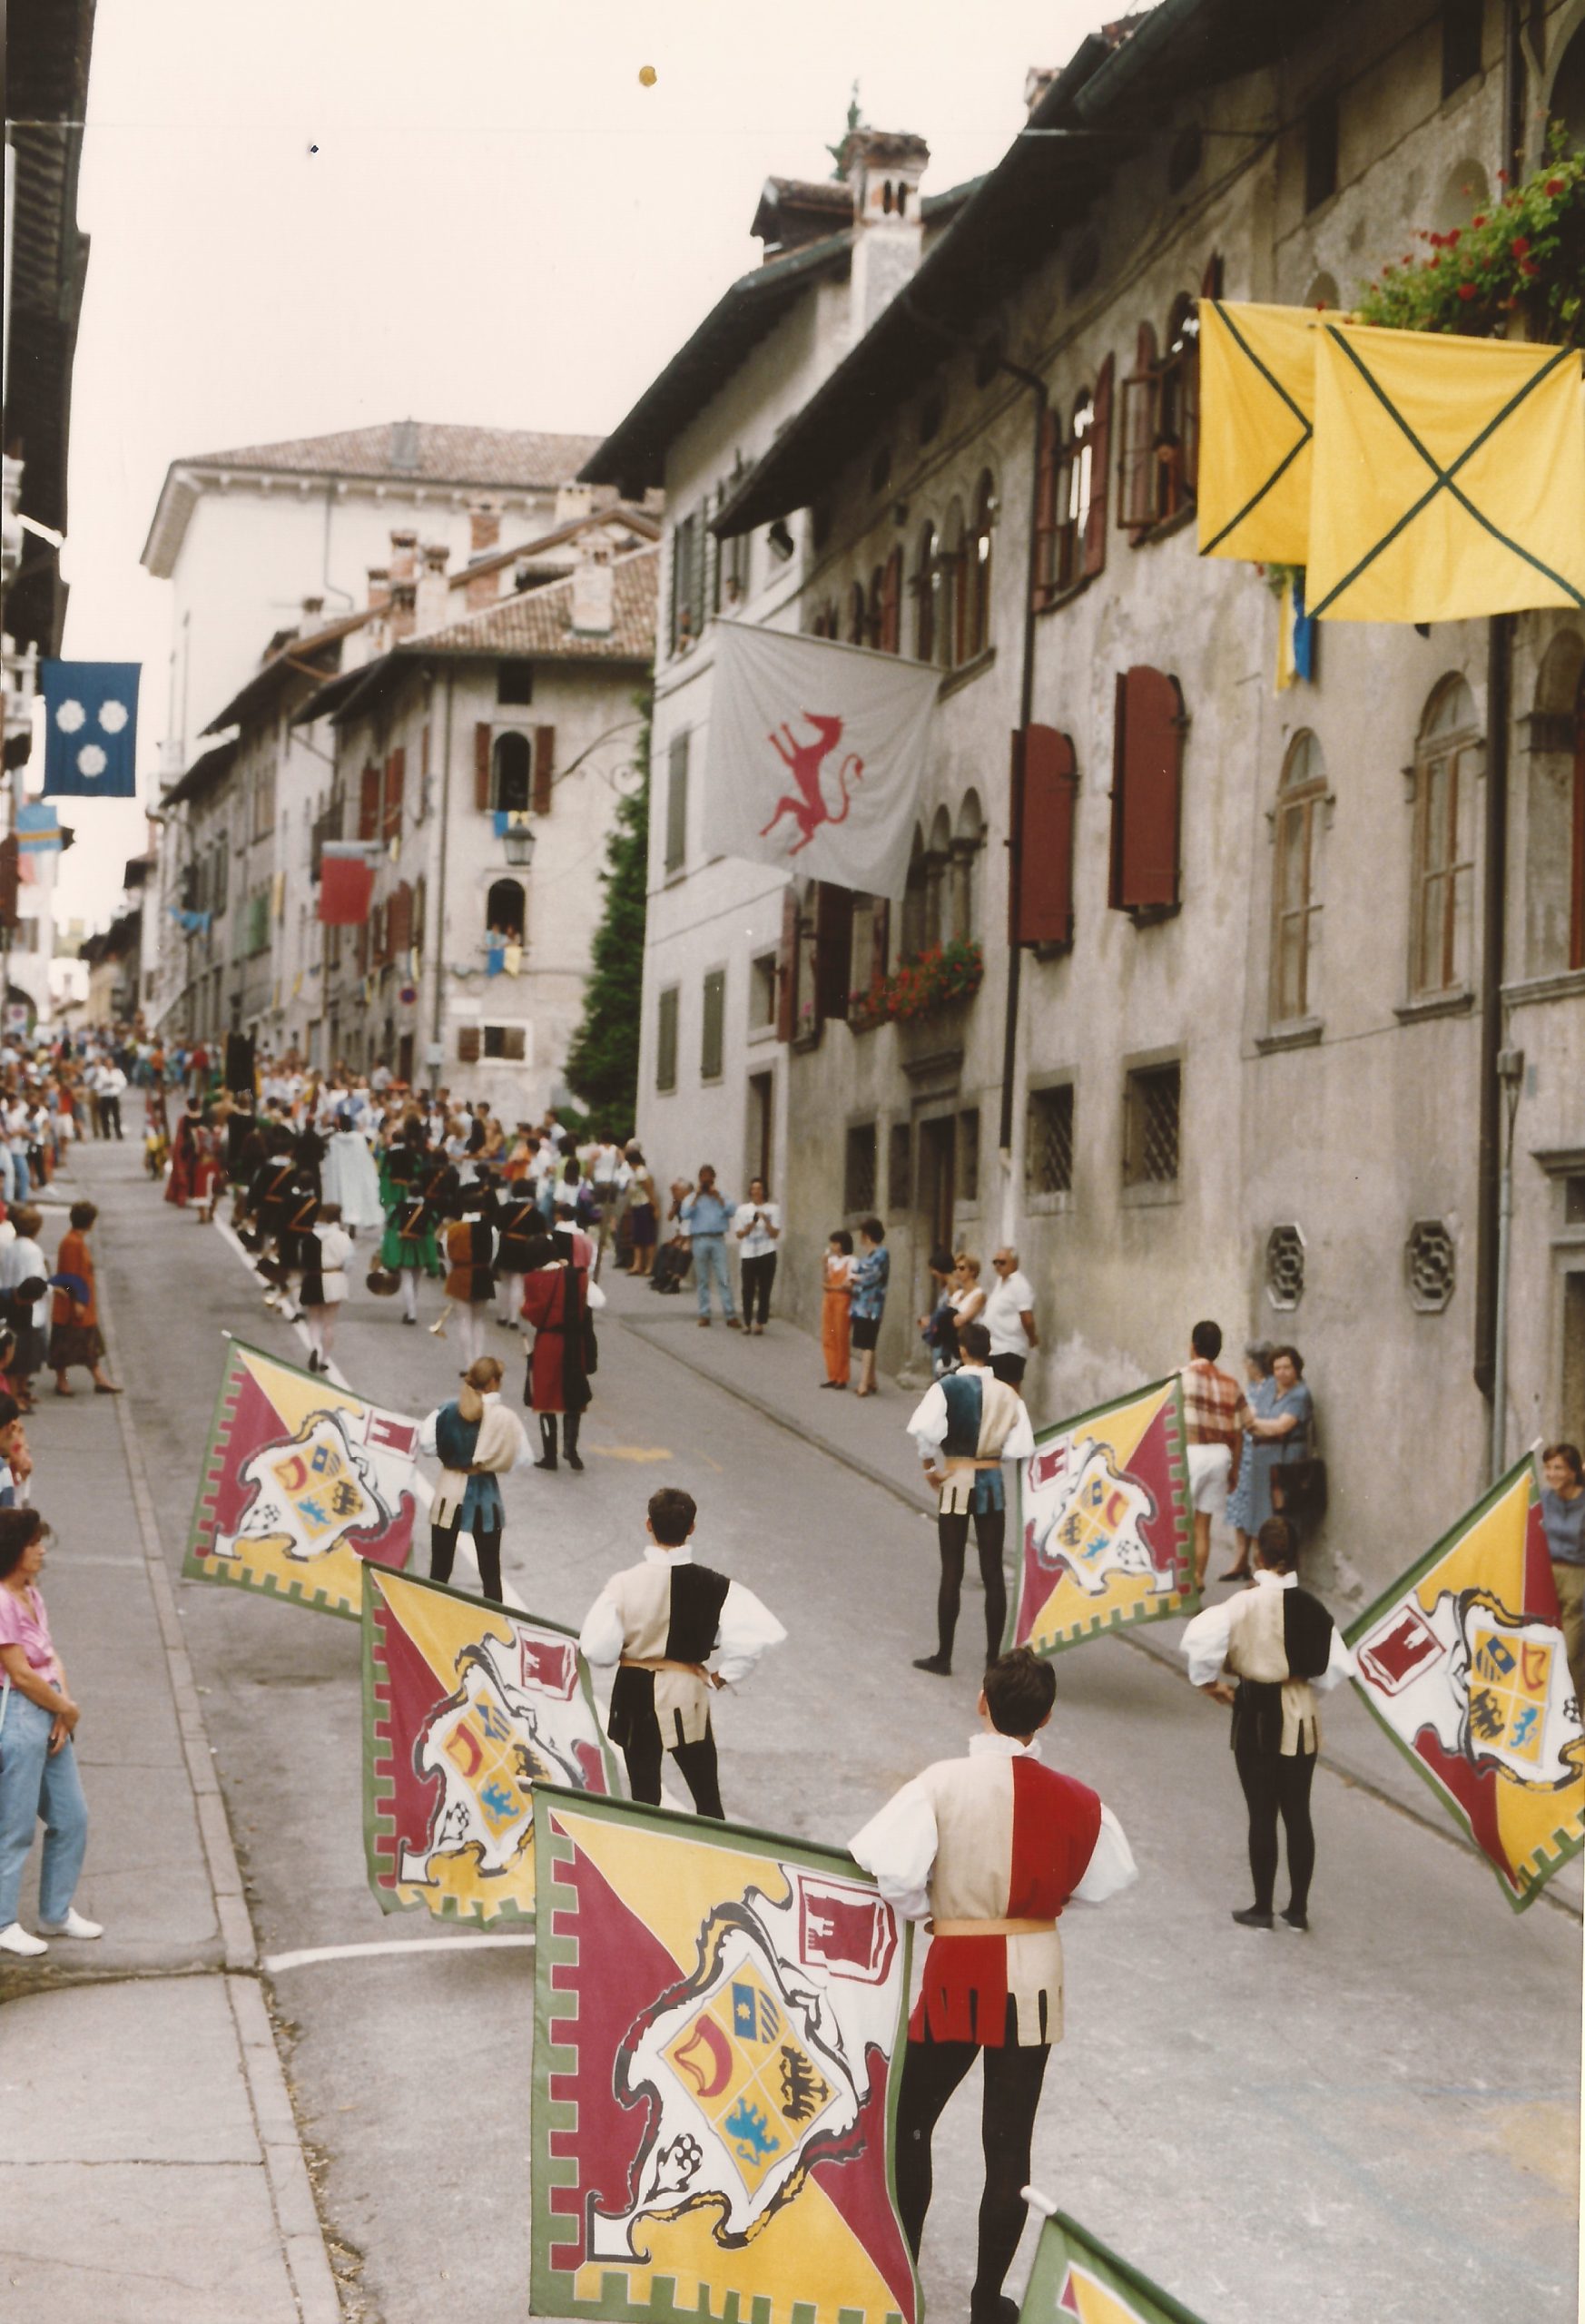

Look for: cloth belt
[926,1915,1057,1937]
[941,1456,1004,1471]
[621,1653,710,1678]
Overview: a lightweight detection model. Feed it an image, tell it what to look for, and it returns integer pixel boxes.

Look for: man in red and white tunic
[850,1649,1137,2324]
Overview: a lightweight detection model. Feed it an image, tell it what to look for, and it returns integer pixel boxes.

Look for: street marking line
[589,1443,674,1462]
[264,1935,536,1973]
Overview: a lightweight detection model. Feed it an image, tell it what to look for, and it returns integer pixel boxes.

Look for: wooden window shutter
[1011,724,1078,946]
[1032,410,1059,609]
[1084,356,1114,578]
[383,747,405,840]
[665,731,690,872]
[871,894,891,980]
[1117,326,1158,539]
[388,881,412,953]
[814,883,854,1021]
[458,1024,481,1064]
[532,725,556,815]
[474,722,493,812]
[775,886,799,1042]
[358,763,381,841]
[1109,666,1186,911]
[421,723,430,780]
[881,548,902,654]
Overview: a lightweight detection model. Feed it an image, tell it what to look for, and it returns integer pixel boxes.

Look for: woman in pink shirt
[0,1507,98,1956]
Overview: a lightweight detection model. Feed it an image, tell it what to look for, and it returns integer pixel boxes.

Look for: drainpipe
[1490,1045,1525,1479]
[430,667,454,1095]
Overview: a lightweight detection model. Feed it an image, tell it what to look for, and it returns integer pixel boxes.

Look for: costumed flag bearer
[1180,1513,1352,1932]
[577,1486,785,1818]
[519,1229,601,1472]
[851,1649,1137,2324]
[419,1355,530,1605]
[909,1321,1035,1677]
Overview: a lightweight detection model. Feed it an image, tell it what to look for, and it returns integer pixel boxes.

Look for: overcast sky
[53,0,1100,928]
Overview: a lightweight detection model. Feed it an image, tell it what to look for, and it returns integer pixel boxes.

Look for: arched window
[1033,410,1061,606]
[913,522,938,662]
[847,580,867,646]
[867,565,885,648]
[1058,391,1094,589]
[1548,17,1585,153]
[1523,629,1585,975]
[1157,293,1202,509]
[493,732,531,815]
[1304,271,1341,311]
[1432,158,1490,236]
[901,825,930,960]
[880,547,902,654]
[925,805,953,948]
[1410,678,1482,999]
[1271,732,1327,1025]
[940,499,966,668]
[964,472,996,661]
[486,877,526,945]
[950,790,985,941]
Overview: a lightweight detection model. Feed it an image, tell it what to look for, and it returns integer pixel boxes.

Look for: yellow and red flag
[1019,2207,1206,2324]
[1008,1377,1194,1657]
[1347,1453,1585,1911]
[533,1788,917,2324]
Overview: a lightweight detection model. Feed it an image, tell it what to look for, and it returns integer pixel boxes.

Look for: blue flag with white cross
[40,662,141,797]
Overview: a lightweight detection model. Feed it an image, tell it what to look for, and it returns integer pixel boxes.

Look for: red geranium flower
[1545,178,1565,196]
[1456,282,1477,300]
[1472,212,1487,227]
[1520,257,1540,277]
[1511,234,1531,257]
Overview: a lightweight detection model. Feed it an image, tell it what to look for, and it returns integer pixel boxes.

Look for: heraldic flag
[41,661,141,797]
[1008,1377,1194,1659]
[361,1568,619,1925]
[533,1787,918,2324]
[1346,1452,1585,1911]
[184,1338,418,1620]
[1018,2206,1206,2324]
[702,619,938,901]
[1196,300,1320,565]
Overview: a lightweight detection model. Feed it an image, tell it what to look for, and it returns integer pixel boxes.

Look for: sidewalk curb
[94,1244,347,2323]
[616,1304,1584,1923]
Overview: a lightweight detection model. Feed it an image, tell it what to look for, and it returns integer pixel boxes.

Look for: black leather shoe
[1232,1906,1275,1930]
[1281,1906,1310,1932]
[566,1450,585,1472]
[912,1653,952,1677]
[534,1456,558,1472]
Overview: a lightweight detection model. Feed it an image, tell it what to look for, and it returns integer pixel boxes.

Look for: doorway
[398,1031,415,1087]
[918,1114,956,1253]
[746,1069,773,1191]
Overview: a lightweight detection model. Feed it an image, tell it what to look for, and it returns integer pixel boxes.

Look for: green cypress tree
[565,690,650,1137]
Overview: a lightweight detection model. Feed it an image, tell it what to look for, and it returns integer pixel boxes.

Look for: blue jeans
[693,1235,735,1319]
[9,1153,28,1203]
[0,1690,89,1926]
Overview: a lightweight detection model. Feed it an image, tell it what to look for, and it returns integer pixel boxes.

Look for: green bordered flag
[1019,2205,1207,2324]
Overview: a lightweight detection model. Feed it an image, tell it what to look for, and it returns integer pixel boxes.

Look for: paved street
[4,1137,1580,2324]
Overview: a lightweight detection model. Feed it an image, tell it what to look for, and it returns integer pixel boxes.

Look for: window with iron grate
[1026,1084,1074,1196]
[1265,1223,1306,1311]
[1123,1062,1181,1187]
[958,1109,980,1206]
[888,1123,912,1213]
[845,1123,878,1215]
[1406,1219,1456,1311]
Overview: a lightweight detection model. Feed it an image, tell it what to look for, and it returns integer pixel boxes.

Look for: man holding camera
[732,1177,782,1334]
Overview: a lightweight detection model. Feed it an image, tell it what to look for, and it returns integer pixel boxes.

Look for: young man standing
[681,1166,739,1329]
[851,1648,1136,2324]
[909,1321,1035,1677]
[577,1488,784,1817]
[1180,1319,1251,1589]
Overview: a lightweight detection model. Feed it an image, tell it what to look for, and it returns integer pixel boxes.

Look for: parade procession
[3,3,1584,2321]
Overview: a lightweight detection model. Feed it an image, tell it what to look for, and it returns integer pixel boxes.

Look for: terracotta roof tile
[182,419,605,491]
[406,545,658,665]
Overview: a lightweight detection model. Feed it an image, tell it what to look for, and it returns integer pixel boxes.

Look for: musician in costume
[492,1179,543,1328]
[379,1126,446,1324]
[418,1356,530,1603]
[163,1098,204,1208]
[1180,1514,1351,1932]
[441,1185,497,1368]
[577,1486,785,1817]
[300,1203,352,1374]
[908,1321,1035,1677]
[851,1649,1136,2324]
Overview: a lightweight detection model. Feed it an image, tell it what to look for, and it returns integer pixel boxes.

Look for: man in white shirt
[578,1486,784,1817]
[908,1321,1036,1677]
[852,1649,1136,2324]
[98,1063,127,1141]
[731,1177,782,1334]
[983,1246,1039,1391]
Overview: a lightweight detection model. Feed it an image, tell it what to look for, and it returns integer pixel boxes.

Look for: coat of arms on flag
[183,1338,418,1619]
[361,1568,618,1924]
[533,1788,917,2324]
[1007,1378,1193,1657]
[1346,1454,1585,1910]
[1018,2207,1206,2324]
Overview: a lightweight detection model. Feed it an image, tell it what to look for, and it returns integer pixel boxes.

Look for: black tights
[537,1413,581,1464]
[895,2017,1049,2320]
[622,1723,724,1819]
[1235,1739,1317,1915]
[936,1506,1007,1668]
[428,1520,503,1604]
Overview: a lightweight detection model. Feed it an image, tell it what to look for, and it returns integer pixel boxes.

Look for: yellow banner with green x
[1305,321,1585,623]
[1196,300,1321,563]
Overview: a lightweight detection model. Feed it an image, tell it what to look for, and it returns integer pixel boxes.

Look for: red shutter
[475,722,493,812]
[1032,409,1059,610]
[1109,667,1186,911]
[388,881,413,952]
[881,549,901,654]
[383,746,405,840]
[1084,355,1114,578]
[0,835,17,927]
[1117,326,1158,539]
[421,723,430,780]
[871,895,891,980]
[814,883,854,1021]
[458,1024,481,1064]
[533,724,556,815]
[358,763,380,840]
[775,886,799,1042]
[1011,724,1078,946]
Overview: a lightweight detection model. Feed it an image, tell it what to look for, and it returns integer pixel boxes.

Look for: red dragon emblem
[759,714,864,854]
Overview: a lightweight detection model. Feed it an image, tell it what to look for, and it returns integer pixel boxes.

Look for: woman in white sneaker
[0,1507,100,1955]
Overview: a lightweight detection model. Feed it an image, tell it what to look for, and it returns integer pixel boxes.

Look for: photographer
[732,1177,782,1336]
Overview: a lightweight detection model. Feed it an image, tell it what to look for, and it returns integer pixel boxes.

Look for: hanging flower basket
[1354,134,1584,348]
[850,938,984,1029]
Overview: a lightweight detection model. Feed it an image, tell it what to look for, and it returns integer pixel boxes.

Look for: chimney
[389,579,418,642]
[555,482,595,529]
[469,499,500,557]
[842,128,930,335]
[367,566,391,611]
[389,528,418,582]
[570,542,615,637]
[415,542,449,635]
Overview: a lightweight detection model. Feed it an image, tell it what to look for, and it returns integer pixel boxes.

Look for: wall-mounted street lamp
[502,821,537,872]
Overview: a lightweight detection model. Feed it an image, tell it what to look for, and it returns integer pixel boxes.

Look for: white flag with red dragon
[703,620,938,900]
